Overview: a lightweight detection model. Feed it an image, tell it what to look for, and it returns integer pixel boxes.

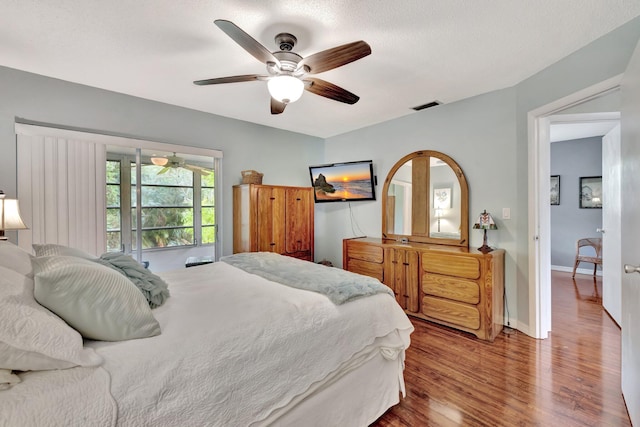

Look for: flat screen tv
[309,160,376,203]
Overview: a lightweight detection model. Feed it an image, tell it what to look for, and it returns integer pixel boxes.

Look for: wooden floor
[373,271,631,426]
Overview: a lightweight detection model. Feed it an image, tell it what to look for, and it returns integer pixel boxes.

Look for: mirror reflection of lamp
[435,208,442,232]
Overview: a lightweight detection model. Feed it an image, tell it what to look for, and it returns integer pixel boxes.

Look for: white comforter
[5,261,414,426]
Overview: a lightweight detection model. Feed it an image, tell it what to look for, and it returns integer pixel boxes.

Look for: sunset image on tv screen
[311,163,374,201]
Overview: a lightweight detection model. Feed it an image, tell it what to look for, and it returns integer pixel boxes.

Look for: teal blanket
[221,252,393,305]
[95,253,170,308]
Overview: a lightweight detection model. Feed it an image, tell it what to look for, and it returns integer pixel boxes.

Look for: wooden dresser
[344,237,504,341]
[233,184,314,261]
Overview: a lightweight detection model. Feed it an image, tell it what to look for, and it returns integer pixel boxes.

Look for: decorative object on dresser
[344,150,505,341]
[473,210,498,254]
[233,184,314,261]
[0,191,28,240]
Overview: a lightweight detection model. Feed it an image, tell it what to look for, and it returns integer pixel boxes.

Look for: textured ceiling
[1,1,639,138]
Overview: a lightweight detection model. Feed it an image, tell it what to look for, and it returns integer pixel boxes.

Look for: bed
[0,241,413,426]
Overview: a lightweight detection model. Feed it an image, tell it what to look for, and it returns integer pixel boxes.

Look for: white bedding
[3,259,413,426]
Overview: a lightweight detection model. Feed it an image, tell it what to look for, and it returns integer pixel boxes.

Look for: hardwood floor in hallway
[373,271,631,426]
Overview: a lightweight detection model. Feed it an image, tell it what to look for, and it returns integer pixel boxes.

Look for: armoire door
[285,188,312,254]
[256,186,285,253]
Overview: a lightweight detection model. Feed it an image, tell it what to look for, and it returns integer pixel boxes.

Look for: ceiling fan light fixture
[151,157,169,166]
[267,75,304,104]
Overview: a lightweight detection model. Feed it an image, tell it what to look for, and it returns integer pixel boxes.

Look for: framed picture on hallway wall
[579,176,602,209]
[550,175,560,205]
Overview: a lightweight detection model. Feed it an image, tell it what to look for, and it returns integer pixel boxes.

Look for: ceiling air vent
[412,101,441,111]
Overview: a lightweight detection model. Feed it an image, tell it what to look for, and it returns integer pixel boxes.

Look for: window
[107,155,216,253]
[106,160,122,251]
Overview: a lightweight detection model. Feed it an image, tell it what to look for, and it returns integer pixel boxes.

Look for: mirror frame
[381,150,469,247]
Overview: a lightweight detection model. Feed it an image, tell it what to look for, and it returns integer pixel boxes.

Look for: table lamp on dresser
[472,209,497,254]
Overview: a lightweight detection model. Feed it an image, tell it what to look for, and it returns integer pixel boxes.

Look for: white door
[601,124,622,324]
[620,39,640,426]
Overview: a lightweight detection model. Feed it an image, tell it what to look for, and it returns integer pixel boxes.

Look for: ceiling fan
[150,153,213,176]
[194,20,372,114]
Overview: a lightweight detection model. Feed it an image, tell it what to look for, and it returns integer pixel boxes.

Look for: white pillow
[0,266,103,371]
[32,243,97,260]
[32,256,161,341]
[0,241,34,277]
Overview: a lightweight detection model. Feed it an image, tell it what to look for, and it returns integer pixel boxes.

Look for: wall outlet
[502,208,511,220]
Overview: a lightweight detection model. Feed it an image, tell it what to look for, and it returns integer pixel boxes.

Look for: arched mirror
[382,150,469,247]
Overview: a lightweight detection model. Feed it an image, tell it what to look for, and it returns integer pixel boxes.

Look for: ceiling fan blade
[271,98,287,114]
[304,78,360,104]
[157,166,171,175]
[194,74,267,85]
[298,41,371,75]
[184,164,212,176]
[214,20,280,67]
[184,165,205,176]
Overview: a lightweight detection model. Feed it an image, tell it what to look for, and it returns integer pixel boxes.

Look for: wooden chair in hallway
[571,237,603,278]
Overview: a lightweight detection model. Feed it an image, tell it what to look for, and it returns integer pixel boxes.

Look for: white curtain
[16,127,107,256]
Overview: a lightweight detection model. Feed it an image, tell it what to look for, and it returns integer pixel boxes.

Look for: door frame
[527,74,622,339]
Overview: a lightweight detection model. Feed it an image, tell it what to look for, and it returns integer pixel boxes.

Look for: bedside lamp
[473,209,497,254]
[0,191,28,240]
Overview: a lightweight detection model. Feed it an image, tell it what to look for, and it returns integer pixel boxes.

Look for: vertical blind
[16,129,107,255]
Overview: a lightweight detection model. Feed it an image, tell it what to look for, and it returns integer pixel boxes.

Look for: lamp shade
[267,75,304,104]
[473,210,497,230]
[0,198,28,232]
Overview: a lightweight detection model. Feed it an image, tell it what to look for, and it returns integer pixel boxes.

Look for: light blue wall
[550,137,603,268]
[319,87,519,321]
[320,16,640,330]
[0,66,324,258]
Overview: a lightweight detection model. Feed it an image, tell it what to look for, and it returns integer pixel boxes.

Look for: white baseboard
[551,265,602,277]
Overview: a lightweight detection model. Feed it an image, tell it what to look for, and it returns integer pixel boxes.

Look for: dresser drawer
[347,259,384,281]
[347,242,384,263]
[422,252,480,279]
[422,273,480,304]
[422,296,480,330]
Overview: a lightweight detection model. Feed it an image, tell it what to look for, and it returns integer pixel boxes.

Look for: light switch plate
[502,208,511,219]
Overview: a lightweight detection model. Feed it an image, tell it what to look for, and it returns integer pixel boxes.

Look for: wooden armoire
[233,184,314,261]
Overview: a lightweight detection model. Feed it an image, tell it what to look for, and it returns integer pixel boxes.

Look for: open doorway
[548,113,621,325]
[527,75,623,339]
